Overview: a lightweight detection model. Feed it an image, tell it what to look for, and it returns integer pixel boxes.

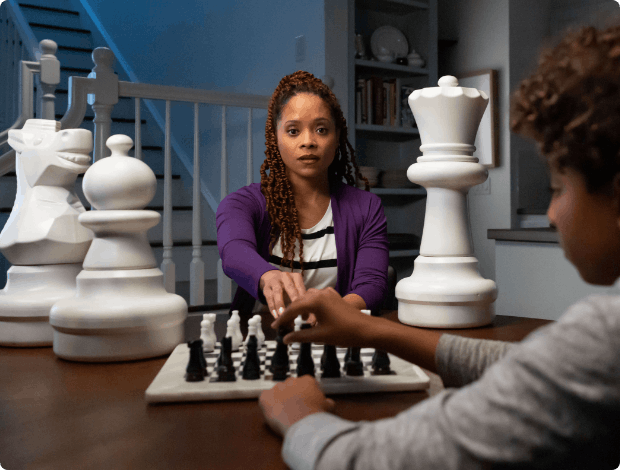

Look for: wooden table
[0,312,550,470]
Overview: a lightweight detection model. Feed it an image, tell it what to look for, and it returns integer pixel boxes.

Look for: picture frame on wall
[458,69,498,168]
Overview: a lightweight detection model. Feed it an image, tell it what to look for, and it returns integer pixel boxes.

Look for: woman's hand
[260,270,307,319]
[271,287,375,348]
[259,375,335,438]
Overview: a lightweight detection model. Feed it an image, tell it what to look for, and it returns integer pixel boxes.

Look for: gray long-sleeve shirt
[282,291,620,469]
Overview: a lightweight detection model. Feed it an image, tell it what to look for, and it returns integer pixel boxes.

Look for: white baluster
[162,100,175,293]
[190,102,204,306]
[87,48,119,162]
[218,105,232,304]
[247,107,253,185]
[135,97,142,160]
[39,39,60,120]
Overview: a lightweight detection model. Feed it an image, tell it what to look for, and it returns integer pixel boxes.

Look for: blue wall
[78,0,327,197]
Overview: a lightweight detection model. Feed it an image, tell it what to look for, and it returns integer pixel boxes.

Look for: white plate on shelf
[371,25,408,59]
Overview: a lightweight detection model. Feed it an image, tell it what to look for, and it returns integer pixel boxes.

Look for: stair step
[18,0,75,9]
[18,3,79,15]
[18,4,82,30]
[28,22,90,34]
[30,24,93,50]
[57,45,93,54]
[54,114,147,125]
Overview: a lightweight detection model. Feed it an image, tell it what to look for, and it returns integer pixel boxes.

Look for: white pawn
[230,310,243,349]
[244,317,258,347]
[207,313,217,347]
[252,314,265,348]
[291,315,304,350]
[226,317,241,351]
[361,309,371,316]
[200,314,216,352]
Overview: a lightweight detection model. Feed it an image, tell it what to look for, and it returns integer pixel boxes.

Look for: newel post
[87,48,118,162]
[38,39,60,120]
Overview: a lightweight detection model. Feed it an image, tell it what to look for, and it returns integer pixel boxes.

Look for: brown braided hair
[260,70,369,277]
[510,22,620,195]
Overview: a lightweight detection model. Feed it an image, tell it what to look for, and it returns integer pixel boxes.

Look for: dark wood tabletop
[0,311,551,470]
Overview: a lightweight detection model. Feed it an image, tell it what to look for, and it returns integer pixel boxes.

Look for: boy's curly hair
[510,23,620,194]
[260,70,368,276]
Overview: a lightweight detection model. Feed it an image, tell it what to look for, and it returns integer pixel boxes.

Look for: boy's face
[547,167,620,285]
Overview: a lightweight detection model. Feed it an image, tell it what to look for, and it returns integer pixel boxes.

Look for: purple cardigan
[216,180,389,314]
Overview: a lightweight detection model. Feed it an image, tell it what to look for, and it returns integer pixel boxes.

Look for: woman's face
[547,166,620,285]
[276,93,340,189]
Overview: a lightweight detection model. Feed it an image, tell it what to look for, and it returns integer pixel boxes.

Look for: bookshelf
[347,0,438,268]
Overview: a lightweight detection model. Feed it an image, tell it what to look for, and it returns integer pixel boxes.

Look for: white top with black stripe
[253,200,337,313]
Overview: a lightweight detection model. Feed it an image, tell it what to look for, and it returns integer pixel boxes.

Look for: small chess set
[145,311,430,403]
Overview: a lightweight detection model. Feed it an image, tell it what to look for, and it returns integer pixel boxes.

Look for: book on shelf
[355,76,408,129]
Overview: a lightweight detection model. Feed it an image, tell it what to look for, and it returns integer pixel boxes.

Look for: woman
[216,71,389,319]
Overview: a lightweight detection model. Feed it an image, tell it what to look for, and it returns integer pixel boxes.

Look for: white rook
[396,76,497,328]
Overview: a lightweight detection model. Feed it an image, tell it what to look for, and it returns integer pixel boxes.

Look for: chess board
[145,341,430,403]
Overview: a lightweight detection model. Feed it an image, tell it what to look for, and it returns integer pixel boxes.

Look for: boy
[259,23,620,470]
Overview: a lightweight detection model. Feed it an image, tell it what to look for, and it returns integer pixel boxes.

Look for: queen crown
[408,76,489,151]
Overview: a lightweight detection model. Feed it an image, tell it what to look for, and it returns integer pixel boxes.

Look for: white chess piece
[208,313,217,347]
[0,119,93,346]
[245,317,258,348]
[201,314,216,352]
[291,315,304,350]
[49,134,188,361]
[396,76,497,328]
[361,309,371,315]
[252,314,265,348]
[226,317,241,351]
[230,310,243,349]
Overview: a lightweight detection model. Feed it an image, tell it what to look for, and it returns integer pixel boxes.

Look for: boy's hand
[259,376,335,437]
[271,287,374,347]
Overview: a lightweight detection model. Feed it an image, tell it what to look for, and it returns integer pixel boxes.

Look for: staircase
[0,0,237,310]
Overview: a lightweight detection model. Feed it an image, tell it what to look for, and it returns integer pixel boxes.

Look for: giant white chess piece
[0,119,93,346]
[49,135,187,361]
[396,76,497,328]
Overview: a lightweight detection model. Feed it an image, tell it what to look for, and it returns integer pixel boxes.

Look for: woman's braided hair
[510,22,620,194]
[260,70,369,277]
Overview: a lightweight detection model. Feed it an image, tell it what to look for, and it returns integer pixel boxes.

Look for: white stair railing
[2,43,270,306]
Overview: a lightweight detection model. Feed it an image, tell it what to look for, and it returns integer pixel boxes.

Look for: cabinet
[345,0,438,263]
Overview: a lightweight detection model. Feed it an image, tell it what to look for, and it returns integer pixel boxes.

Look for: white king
[395,76,497,328]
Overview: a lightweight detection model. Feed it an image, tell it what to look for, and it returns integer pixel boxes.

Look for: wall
[76,0,327,204]
[496,242,618,320]
[438,0,511,282]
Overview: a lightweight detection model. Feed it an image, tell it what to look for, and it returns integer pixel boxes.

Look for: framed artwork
[458,69,498,168]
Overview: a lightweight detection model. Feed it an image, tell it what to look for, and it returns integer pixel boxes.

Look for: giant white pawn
[49,135,187,361]
[396,76,497,328]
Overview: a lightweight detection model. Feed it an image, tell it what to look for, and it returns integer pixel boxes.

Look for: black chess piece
[216,336,237,382]
[296,324,315,377]
[270,327,291,381]
[371,349,392,375]
[344,347,351,365]
[242,335,261,380]
[185,339,207,382]
[344,346,364,376]
[321,344,341,379]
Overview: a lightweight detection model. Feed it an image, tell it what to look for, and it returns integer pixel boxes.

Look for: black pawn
[270,327,291,381]
[344,346,364,376]
[321,344,341,379]
[296,323,315,377]
[185,340,207,382]
[216,336,237,382]
[242,335,261,380]
[371,349,392,375]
